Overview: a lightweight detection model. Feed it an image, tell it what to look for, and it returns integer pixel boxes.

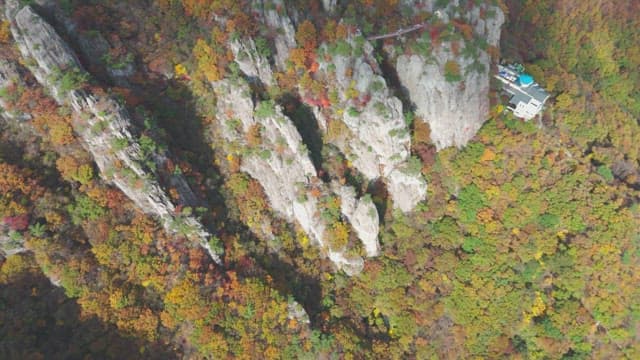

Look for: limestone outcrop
[248,4,427,212]
[230,38,274,86]
[252,0,296,71]
[0,59,30,121]
[212,78,379,275]
[8,4,222,264]
[396,1,505,149]
[311,37,428,212]
[331,183,379,257]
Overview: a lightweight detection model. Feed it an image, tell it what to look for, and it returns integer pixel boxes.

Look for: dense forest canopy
[0,0,638,359]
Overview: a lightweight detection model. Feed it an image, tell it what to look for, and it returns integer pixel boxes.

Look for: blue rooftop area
[518,74,534,86]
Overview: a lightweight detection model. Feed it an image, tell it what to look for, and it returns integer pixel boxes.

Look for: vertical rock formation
[252,0,297,71]
[247,3,428,212]
[396,1,505,149]
[311,36,428,212]
[230,38,274,86]
[212,78,377,275]
[331,183,379,257]
[0,59,30,121]
[7,4,222,264]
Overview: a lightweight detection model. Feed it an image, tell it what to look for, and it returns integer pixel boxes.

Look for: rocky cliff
[0,59,30,121]
[252,0,297,71]
[246,3,428,213]
[6,4,221,263]
[212,78,380,274]
[313,36,428,212]
[3,0,506,273]
[396,1,505,149]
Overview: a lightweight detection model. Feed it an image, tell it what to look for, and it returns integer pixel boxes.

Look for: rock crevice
[213,78,380,275]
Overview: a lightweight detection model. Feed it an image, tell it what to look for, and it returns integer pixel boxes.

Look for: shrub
[112,137,129,151]
[0,20,10,44]
[74,164,94,185]
[347,107,360,117]
[254,37,272,58]
[369,80,385,93]
[57,67,89,94]
[67,194,106,225]
[404,111,415,127]
[255,100,276,118]
[444,60,462,82]
[333,40,352,57]
[403,156,423,175]
[596,165,614,182]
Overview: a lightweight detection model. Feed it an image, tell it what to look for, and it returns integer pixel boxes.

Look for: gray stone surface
[322,0,337,12]
[314,37,428,212]
[9,5,221,264]
[332,183,379,257]
[254,0,296,70]
[396,3,504,150]
[0,231,28,258]
[213,79,371,275]
[10,6,82,103]
[0,59,30,121]
[230,38,274,86]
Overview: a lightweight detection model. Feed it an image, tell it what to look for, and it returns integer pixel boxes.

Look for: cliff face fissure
[212,78,379,275]
[6,4,222,264]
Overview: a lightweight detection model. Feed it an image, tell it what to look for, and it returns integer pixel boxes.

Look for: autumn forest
[0,0,638,359]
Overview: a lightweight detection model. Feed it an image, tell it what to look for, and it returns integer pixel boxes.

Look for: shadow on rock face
[278,93,325,172]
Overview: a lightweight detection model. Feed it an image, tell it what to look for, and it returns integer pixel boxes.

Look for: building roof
[525,83,549,103]
[509,92,530,107]
[496,65,550,105]
[518,74,534,86]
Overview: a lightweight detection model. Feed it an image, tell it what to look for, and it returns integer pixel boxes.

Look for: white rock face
[387,168,428,213]
[230,38,274,86]
[0,59,30,120]
[0,231,28,258]
[322,0,337,12]
[314,37,428,212]
[247,5,427,212]
[213,79,371,275]
[396,4,504,150]
[9,5,222,264]
[0,59,17,90]
[332,183,379,257]
[10,6,81,103]
[253,0,296,70]
[287,299,310,325]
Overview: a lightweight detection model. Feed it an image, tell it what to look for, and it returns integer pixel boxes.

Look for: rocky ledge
[7,4,222,263]
[212,78,380,274]
[396,0,505,149]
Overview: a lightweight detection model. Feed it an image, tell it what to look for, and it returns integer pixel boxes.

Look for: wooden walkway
[366,22,429,41]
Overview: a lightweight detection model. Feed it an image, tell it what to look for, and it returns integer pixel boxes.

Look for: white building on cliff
[495,64,550,120]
